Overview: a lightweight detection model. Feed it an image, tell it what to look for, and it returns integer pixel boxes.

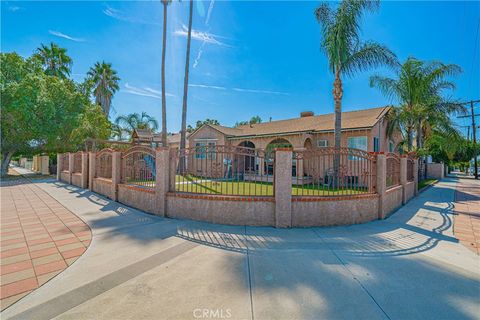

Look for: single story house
[185,106,402,180]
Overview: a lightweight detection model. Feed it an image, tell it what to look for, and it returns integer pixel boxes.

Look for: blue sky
[2,1,479,135]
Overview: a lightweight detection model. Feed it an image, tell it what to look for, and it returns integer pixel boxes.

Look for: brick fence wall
[57,148,419,228]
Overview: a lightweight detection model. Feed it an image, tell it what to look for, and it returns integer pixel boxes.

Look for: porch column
[400,156,408,205]
[155,148,170,217]
[68,153,74,185]
[376,153,386,219]
[111,151,121,201]
[81,152,89,189]
[88,152,95,191]
[40,156,49,175]
[274,148,292,228]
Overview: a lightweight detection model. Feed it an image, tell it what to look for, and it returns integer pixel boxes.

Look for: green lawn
[418,178,437,190]
[175,175,367,196]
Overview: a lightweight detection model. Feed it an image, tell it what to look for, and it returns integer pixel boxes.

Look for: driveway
[1,177,479,320]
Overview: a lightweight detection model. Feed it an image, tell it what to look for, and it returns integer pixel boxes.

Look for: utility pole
[458,100,480,179]
[471,101,478,179]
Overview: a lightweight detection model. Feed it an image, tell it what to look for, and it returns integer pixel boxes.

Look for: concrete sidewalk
[1,178,479,319]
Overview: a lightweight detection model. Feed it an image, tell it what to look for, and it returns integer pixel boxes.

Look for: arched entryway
[238,141,256,173]
[265,138,293,175]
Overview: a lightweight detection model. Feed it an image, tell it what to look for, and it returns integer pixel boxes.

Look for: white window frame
[317,139,328,148]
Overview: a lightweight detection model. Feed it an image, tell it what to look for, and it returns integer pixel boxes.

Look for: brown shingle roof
[228,106,389,137]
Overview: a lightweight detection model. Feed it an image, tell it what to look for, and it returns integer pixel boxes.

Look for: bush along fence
[57,146,418,228]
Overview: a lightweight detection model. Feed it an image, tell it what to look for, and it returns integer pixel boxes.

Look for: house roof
[193,106,388,139]
[132,128,153,139]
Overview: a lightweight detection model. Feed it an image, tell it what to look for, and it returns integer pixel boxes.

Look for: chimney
[300,111,314,117]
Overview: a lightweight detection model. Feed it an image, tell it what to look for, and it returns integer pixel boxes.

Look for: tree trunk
[1,151,14,177]
[332,70,343,186]
[180,0,193,171]
[407,127,413,152]
[161,2,168,147]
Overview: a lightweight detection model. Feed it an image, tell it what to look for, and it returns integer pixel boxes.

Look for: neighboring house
[130,129,189,149]
[188,106,402,153]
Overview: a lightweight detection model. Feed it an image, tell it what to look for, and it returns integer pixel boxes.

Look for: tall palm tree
[35,42,72,78]
[370,57,463,151]
[115,112,159,137]
[180,0,193,154]
[161,0,172,147]
[87,61,120,116]
[315,0,397,151]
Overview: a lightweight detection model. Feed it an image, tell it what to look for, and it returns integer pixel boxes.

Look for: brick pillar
[155,148,170,217]
[68,153,74,184]
[81,152,89,189]
[111,152,122,201]
[169,149,177,192]
[400,156,408,205]
[57,154,62,180]
[274,148,292,228]
[413,158,419,196]
[376,153,386,219]
[40,156,49,175]
[88,152,95,191]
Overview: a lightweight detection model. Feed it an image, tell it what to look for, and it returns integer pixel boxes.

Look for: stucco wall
[384,185,403,217]
[118,184,157,215]
[405,181,415,202]
[93,178,114,199]
[60,171,70,183]
[166,194,275,226]
[426,163,444,180]
[291,195,379,227]
[71,173,82,188]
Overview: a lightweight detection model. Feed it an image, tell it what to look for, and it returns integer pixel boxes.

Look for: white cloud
[189,84,227,90]
[124,83,174,99]
[49,30,85,42]
[205,0,215,26]
[174,25,230,47]
[8,6,21,12]
[103,6,161,26]
[232,88,289,95]
[189,83,289,96]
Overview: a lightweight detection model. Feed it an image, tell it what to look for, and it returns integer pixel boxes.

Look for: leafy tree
[70,104,112,147]
[235,116,262,127]
[160,0,173,147]
[315,0,397,150]
[370,57,463,151]
[187,119,220,133]
[34,42,72,78]
[114,112,159,137]
[87,61,120,116]
[0,53,91,176]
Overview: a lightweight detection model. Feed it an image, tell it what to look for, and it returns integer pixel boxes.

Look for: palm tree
[115,112,159,137]
[161,0,172,147]
[35,42,72,78]
[314,0,397,151]
[180,0,193,153]
[111,124,128,141]
[370,57,463,151]
[87,61,120,116]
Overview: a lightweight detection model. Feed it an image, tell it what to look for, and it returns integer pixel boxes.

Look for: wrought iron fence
[121,146,156,188]
[407,156,415,182]
[73,152,82,173]
[96,149,113,179]
[386,153,400,189]
[61,153,69,172]
[171,145,274,196]
[292,147,377,197]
